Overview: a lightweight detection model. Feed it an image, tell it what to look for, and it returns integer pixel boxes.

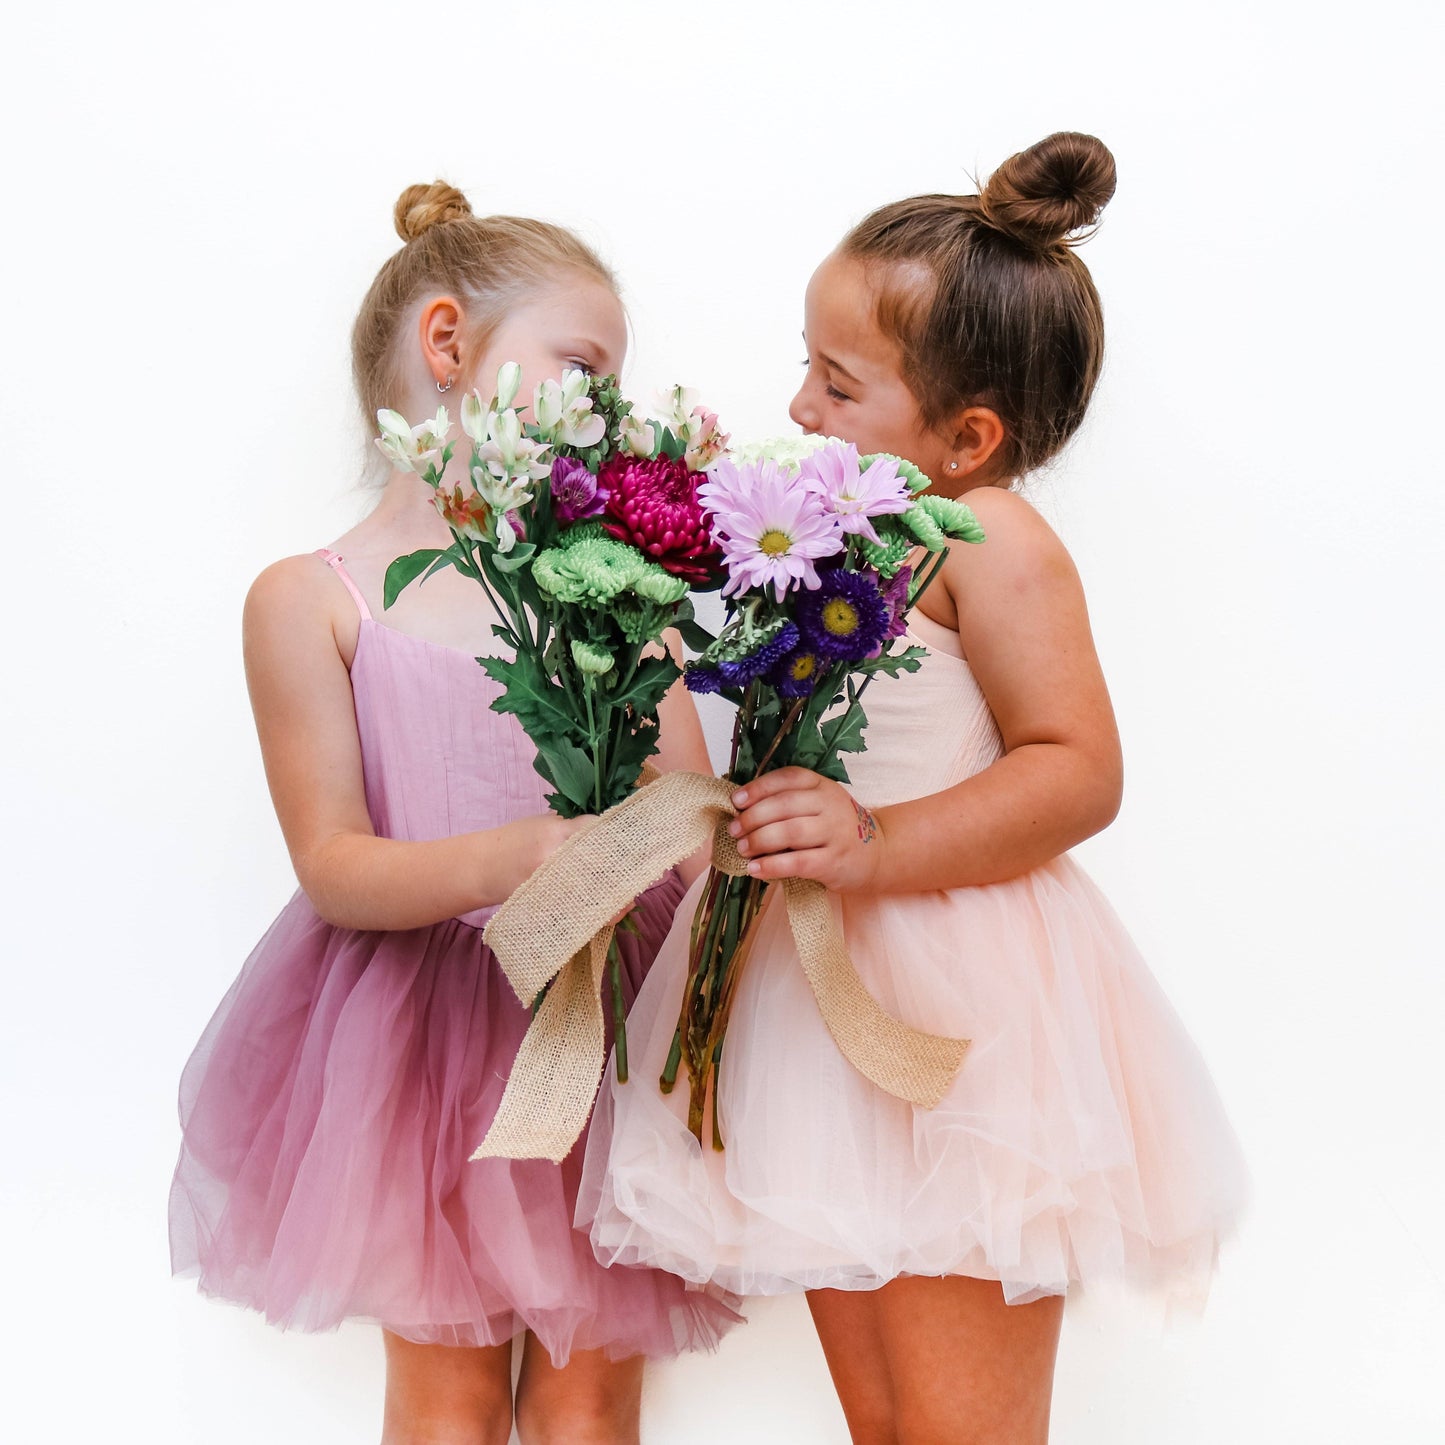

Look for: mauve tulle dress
[169,551,740,1361]
[581,608,1248,1308]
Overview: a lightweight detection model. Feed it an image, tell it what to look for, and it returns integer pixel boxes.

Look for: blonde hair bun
[393,181,474,243]
[980,133,1116,250]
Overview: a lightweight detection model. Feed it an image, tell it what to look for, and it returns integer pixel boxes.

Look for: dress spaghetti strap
[316,548,373,622]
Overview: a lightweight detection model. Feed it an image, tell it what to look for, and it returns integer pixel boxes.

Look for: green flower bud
[571,639,615,677]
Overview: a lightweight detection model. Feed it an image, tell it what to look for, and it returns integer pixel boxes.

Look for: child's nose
[788,385,818,435]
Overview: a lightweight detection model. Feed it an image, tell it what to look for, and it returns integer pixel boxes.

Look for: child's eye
[825,384,852,403]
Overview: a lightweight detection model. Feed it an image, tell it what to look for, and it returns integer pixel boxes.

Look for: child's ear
[417,296,465,391]
[948,406,1008,481]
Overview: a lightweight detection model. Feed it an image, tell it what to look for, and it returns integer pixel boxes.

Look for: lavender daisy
[698,458,843,602]
[799,443,912,545]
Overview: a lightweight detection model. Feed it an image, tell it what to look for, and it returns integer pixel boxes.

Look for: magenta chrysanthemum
[698,458,844,602]
[600,454,721,585]
[799,443,911,544]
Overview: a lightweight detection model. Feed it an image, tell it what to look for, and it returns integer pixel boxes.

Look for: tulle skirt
[581,859,1247,1307]
[170,871,741,1363]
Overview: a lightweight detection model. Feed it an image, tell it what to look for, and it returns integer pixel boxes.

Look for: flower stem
[752,697,806,777]
[609,935,629,1084]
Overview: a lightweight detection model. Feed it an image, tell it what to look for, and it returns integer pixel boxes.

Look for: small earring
[437,375,454,394]
[948,461,958,471]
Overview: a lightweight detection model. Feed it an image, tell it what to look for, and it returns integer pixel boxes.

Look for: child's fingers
[744,846,831,883]
[735,816,828,860]
[730,767,821,810]
[729,789,823,842]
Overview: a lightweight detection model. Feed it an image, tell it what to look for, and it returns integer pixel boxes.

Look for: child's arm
[728,488,1123,893]
[244,556,584,931]
[651,629,714,888]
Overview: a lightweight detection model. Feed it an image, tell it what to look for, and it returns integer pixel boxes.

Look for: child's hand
[728,768,885,892]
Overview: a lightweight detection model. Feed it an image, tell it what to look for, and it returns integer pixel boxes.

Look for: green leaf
[823,704,869,756]
[535,736,599,811]
[383,549,450,609]
[609,654,680,716]
[491,541,538,574]
[854,644,927,680]
[675,616,716,653]
[477,656,585,743]
[606,721,663,800]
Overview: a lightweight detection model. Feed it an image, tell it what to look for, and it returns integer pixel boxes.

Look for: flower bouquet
[664,436,986,1145]
[378,368,728,1087]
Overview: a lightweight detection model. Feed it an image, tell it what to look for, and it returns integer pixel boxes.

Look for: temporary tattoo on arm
[851,797,877,844]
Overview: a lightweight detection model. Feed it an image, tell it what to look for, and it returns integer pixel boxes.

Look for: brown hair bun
[393,181,474,243]
[979,132,1116,250]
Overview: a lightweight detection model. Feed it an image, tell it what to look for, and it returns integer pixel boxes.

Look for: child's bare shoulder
[245,552,339,625]
[947,487,1079,589]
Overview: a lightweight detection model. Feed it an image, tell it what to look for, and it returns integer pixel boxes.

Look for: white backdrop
[3,2,1442,1441]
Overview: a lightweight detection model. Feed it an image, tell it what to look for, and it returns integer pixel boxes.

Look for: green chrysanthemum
[860,451,931,494]
[899,502,949,551]
[611,596,674,645]
[571,639,616,677]
[630,561,689,606]
[860,516,916,577]
[914,493,986,543]
[533,535,643,605]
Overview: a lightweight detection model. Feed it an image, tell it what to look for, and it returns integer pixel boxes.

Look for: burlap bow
[473,771,970,1161]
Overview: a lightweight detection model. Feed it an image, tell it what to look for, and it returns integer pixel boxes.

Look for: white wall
[3,2,1442,1440]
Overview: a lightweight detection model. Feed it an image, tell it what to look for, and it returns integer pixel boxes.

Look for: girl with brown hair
[584,134,1247,1442]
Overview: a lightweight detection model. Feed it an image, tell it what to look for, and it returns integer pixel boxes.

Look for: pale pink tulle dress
[581,609,1248,1307]
[169,551,741,1361]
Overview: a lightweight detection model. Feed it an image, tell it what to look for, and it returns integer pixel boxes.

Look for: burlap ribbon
[473,771,970,1161]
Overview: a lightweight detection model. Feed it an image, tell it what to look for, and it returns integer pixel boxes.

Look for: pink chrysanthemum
[698,458,843,601]
[799,442,911,544]
[600,454,722,585]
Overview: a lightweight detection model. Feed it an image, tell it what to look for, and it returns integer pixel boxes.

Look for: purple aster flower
[799,443,911,545]
[766,645,823,698]
[716,620,800,687]
[698,458,843,602]
[795,568,891,662]
[551,456,609,525]
[683,662,724,694]
[879,564,911,641]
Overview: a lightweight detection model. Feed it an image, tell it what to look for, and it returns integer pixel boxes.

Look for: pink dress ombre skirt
[581,610,1248,1307]
[169,551,739,1361]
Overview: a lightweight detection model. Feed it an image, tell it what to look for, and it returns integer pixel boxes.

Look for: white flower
[730,433,837,473]
[375,406,451,473]
[653,384,701,432]
[494,361,522,412]
[470,462,533,552]
[533,369,605,449]
[617,413,657,458]
[679,406,729,471]
[461,390,490,445]
[477,407,552,483]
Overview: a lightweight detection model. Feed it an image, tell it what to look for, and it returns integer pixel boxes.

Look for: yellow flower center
[791,654,816,681]
[821,598,860,636]
[758,528,792,556]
